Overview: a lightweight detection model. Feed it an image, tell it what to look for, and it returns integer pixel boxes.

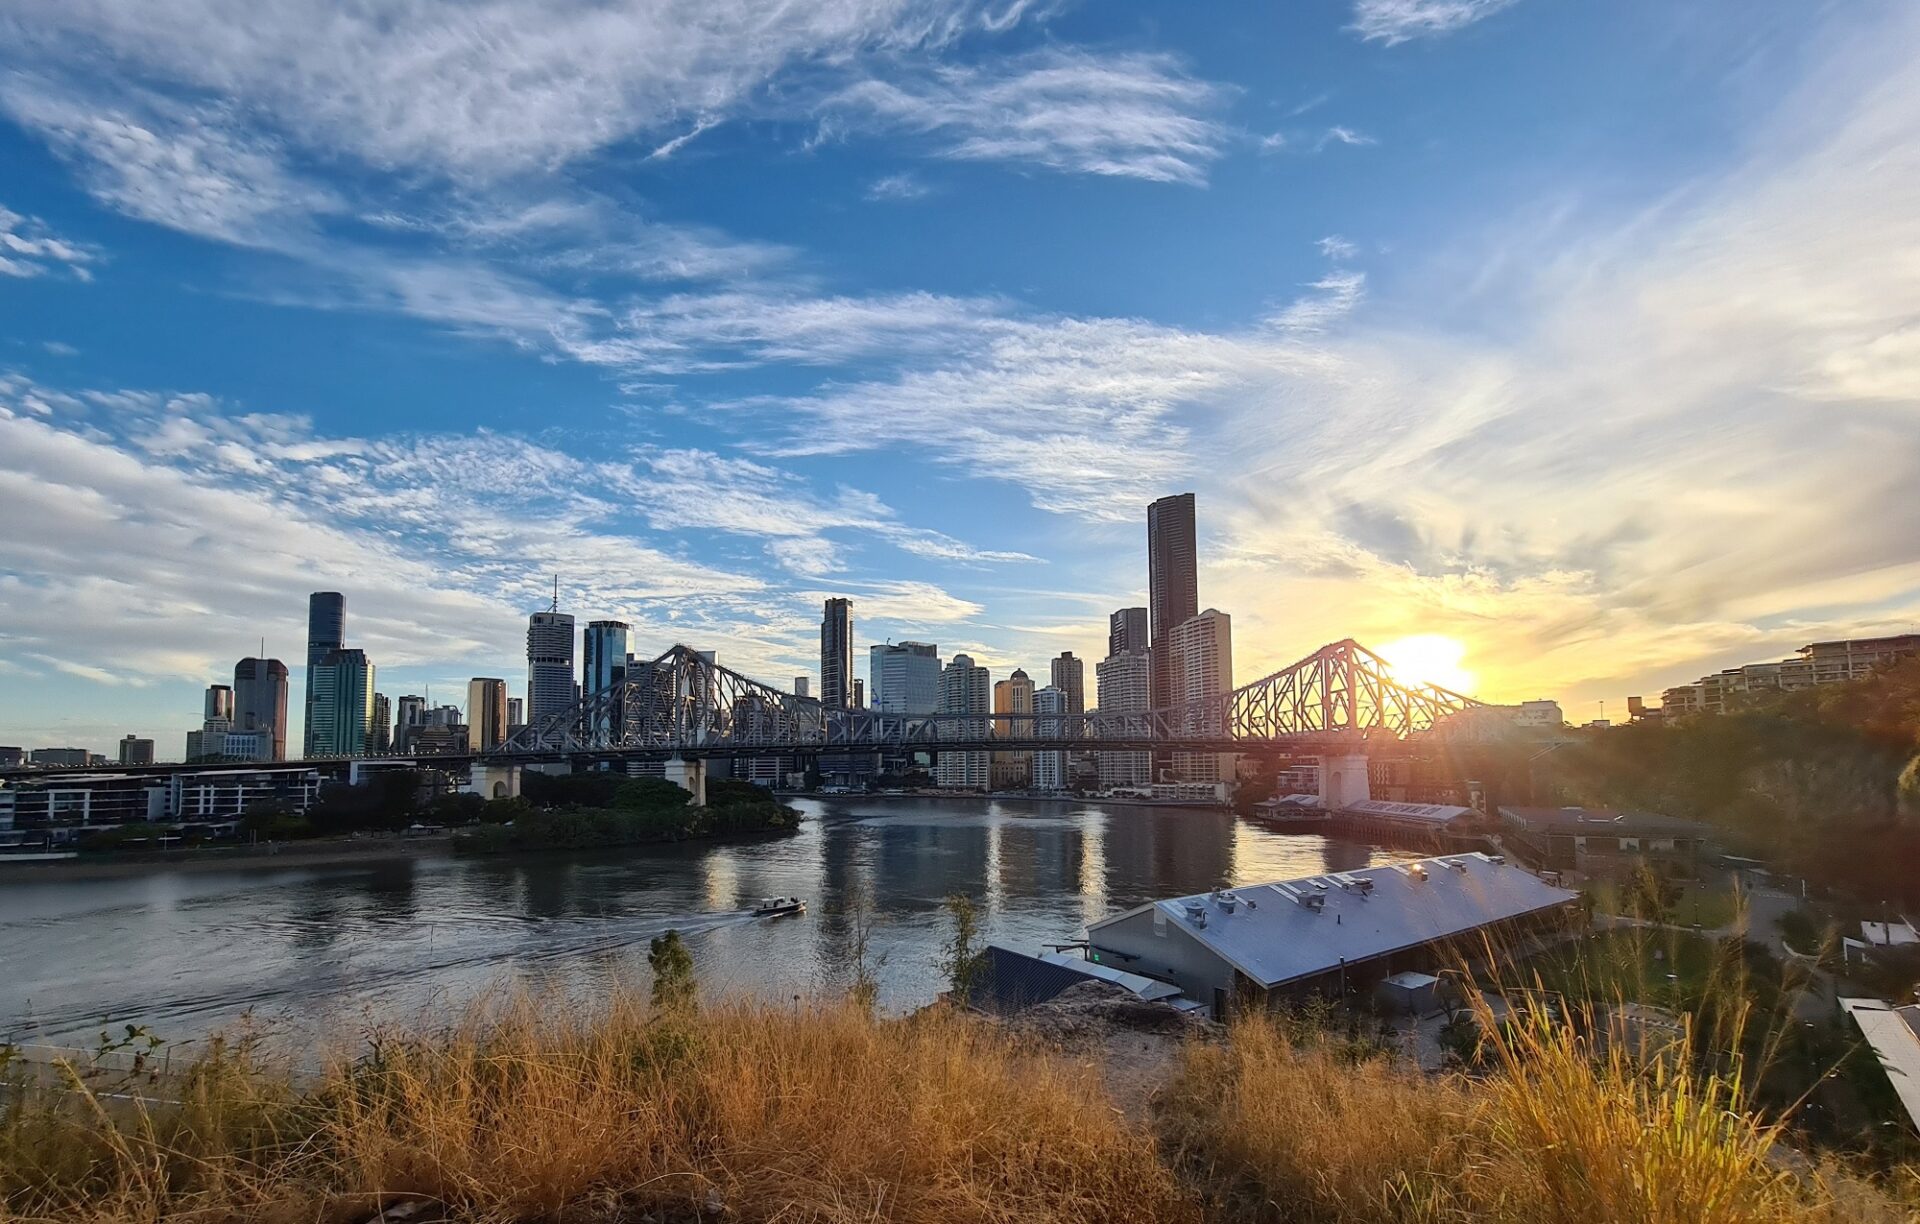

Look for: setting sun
[1377,634,1477,695]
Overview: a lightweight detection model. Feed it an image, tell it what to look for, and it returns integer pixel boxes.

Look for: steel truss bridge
[492,639,1484,763]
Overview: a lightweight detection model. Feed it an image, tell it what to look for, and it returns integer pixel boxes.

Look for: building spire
[551,573,559,614]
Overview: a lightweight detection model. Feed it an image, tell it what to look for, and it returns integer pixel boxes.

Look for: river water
[0,798,1418,1052]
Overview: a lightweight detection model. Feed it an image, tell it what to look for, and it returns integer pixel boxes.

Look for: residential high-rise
[820,598,853,709]
[1032,686,1068,791]
[936,654,990,790]
[526,609,576,726]
[991,668,1035,790]
[233,657,289,760]
[583,620,631,742]
[1049,651,1085,714]
[506,697,524,728]
[1147,494,1198,711]
[371,692,392,754]
[869,641,941,714]
[117,735,154,766]
[307,648,376,757]
[467,678,508,751]
[1096,651,1153,788]
[204,684,234,724]
[1108,607,1149,659]
[1169,608,1234,784]
[394,694,427,753]
[303,592,346,757]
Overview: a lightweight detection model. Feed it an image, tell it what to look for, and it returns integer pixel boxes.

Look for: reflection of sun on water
[1378,634,1476,694]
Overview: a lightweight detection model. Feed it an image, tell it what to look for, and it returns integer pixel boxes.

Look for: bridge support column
[1320,754,1371,810]
[465,763,522,801]
[664,755,707,807]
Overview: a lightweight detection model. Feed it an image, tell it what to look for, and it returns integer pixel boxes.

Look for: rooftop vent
[1354,877,1375,894]
[1486,854,1506,865]
[1442,858,1468,874]
[1298,892,1326,912]
[1407,863,1429,881]
[1215,889,1239,914]
[1182,902,1208,928]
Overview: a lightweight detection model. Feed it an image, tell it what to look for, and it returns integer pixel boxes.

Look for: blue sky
[2,0,1918,753]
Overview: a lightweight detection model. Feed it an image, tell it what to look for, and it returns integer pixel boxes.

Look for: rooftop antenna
[551,574,559,614]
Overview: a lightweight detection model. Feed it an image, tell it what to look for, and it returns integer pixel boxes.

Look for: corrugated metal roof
[1343,799,1473,824]
[1841,998,1920,1133]
[1089,852,1577,989]
[1499,806,1710,836]
[966,944,1187,1014]
[1035,949,1184,1000]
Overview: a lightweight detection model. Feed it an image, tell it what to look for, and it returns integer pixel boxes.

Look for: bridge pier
[465,762,522,801]
[664,755,708,807]
[1319,753,1371,810]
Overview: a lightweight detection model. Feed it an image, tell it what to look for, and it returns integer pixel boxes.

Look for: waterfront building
[820,597,853,709]
[1109,606,1150,660]
[991,668,1035,790]
[172,766,326,824]
[869,641,941,714]
[1032,685,1068,791]
[117,735,154,766]
[467,678,508,751]
[1147,494,1198,711]
[1088,853,1578,1017]
[1168,608,1234,784]
[526,609,576,725]
[1498,806,1710,874]
[233,657,289,759]
[936,654,990,790]
[371,692,392,754]
[583,620,631,742]
[303,592,345,758]
[308,648,376,756]
[1095,650,1153,788]
[1656,634,1920,716]
[0,774,170,839]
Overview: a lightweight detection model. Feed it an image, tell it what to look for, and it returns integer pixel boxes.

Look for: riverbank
[0,833,456,881]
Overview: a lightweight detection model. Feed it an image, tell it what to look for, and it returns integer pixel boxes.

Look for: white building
[526,610,576,726]
[936,653,990,790]
[1169,608,1234,784]
[1032,685,1068,791]
[869,641,941,714]
[1515,700,1563,728]
[1096,650,1153,788]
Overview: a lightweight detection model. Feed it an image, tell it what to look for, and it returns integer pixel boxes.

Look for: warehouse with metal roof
[1086,852,1579,1017]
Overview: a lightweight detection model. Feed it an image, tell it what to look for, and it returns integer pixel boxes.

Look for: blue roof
[1089,852,1578,989]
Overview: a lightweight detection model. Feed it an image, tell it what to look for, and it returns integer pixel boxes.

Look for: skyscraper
[467,678,508,751]
[1032,685,1068,791]
[820,597,853,710]
[1108,607,1149,659]
[371,692,392,754]
[1096,651,1153,788]
[852,678,865,709]
[526,609,576,726]
[869,641,941,714]
[1147,494,1198,712]
[1169,608,1234,784]
[991,668,1035,790]
[204,684,234,724]
[936,654,990,790]
[308,648,375,756]
[582,620,631,742]
[793,676,810,699]
[394,694,427,753]
[233,657,289,760]
[303,592,345,758]
[117,735,154,766]
[1049,651,1085,715]
[506,697,524,728]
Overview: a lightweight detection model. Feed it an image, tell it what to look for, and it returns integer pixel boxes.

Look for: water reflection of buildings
[1097,805,1236,916]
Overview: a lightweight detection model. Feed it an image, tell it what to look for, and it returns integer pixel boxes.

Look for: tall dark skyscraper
[1147,493,1198,709]
[233,657,289,760]
[582,620,630,742]
[1050,651,1086,715]
[820,597,853,710]
[1108,607,1149,658]
[304,592,345,757]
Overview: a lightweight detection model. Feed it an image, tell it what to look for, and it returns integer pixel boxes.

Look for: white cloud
[829,49,1229,185]
[866,171,932,201]
[1315,125,1376,151]
[1351,0,1519,46]
[0,203,99,279]
[1316,235,1359,261]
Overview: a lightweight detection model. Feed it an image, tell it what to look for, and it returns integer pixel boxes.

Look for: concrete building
[820,597,854,710]
[117,735,155,766]
[371,693,391,754]
[0,774,170,840]
[526,609,577,726]
[1514,700,1563,728]
[467,678,508,751]
[852,678,865,709]
[233,657,289,760]
[937,654,990,790]
[506,696,523,728]
[793,676,810,698]
[869,641,940,714]
[1168,608,1234,784]
[204,684,234,724]
[303,592,345,758]
[393,694,427,753]
[1108,606,1149,659]
[1659,634,1920,716]
[0,747,22,769]
[1096,649,1153,788]
[1032,685,1068,791]
[1088,853,1578,1017]
[171,766,327,824]
[1498,806,1710,874]
[307,648,376,756]
[1147,494,1198,712]
[1049,651,1085,714]
[28,748,91,768]
[991,668,1035,790]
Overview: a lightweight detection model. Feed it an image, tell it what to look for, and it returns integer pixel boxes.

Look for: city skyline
[4,1,1920,751]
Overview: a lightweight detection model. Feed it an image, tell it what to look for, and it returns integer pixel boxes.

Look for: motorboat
[752,896,806,918]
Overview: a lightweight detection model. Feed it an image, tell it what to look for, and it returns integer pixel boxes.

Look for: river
[0,797,1420,1053]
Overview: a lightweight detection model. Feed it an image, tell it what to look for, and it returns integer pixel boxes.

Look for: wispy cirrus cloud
[1351,0,1519,46]
[865,171,932,201]
[827,48,1230,185]
[0,202,98,279]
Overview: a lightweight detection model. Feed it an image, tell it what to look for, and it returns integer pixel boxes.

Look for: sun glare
[1377,634,1476,695]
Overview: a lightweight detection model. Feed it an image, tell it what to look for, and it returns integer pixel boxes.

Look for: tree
[940,893,985,1003]
[612,777,696,813]
[648,930,697,1014]
[843,879,884,1011]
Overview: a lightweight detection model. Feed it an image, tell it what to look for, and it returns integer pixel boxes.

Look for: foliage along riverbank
[454,774,800,854]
